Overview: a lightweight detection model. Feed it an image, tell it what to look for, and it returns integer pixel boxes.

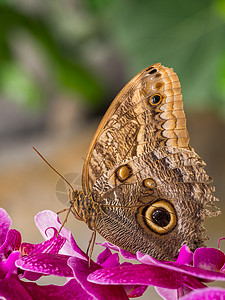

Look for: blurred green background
[1,0,225,114]
[0,1,225,299]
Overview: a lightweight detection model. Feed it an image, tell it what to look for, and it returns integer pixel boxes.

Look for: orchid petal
[0,251,20,278]
[16,253,73,277]
[21,228,65,256]
[176,245,193,265]
[126,285,148,298]
[0,276,32,300]
[180,287,225,299]
[0,229,21,260]
[155,287,178,300]
[193,247,225,271]
[35,210,87,259]
[0,209,11,248]
[137,252,225,282]
[69,256,129,300]
[21,279,93,300]
[97,248,112,265]
[88,264,183,289]
[69,231,88,260]
[100,253,120,268]
[182,275,206,289]
[98,242,137,260]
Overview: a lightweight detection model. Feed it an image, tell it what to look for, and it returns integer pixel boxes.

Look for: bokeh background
[1,0,225,299]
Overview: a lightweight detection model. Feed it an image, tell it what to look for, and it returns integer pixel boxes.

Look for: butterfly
[70,63,220,260]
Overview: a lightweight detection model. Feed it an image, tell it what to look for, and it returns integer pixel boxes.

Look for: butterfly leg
[56,205,73,236]
[57,208,69,215]
[86,230,96,266]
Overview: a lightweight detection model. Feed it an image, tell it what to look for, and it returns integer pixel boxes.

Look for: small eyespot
[143,200,177,234]
[155,73,161,78]
[155,82,164,89]
[149,93,163,106]
[148,68,157,74]
[146,66,154,72]
[116,165,131,182]
[143,178,156,189]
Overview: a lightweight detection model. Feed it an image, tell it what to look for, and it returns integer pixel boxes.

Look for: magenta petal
[218,237,225,248]
[0,209,11,248]
[137,252,225,282]
[183,275,206,289]
[20,243,35,256]
[35,211,72,253]
[126,285,148,298]
[176,245,193,265]
[221,265,225,273]
[136,251,160,265]
[88,264,183,289]
[69,257,129,300]
[16,253,73,277]
[69,232,88,260]
[4,251,20,273]
[155,287,178,300]
[98,242,137,260]
[35,210,87,259]
[21,229,65,256]
[100,253,120,268]
[180,287,225,299]
[21,279,93,300]
[35,210,58,238]
[97,248,112,265]
[0,276,32,300]
[137,247,193,267]
[193,248,225,271]
[0,229,21,259]
[177,264,225,281]
[22,271,43,281]
[1,251,20,278]
[178,285,193,298]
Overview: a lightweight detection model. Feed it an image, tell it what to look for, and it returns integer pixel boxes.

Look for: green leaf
[0,62,45,111]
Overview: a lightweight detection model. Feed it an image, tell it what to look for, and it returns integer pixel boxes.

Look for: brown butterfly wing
[82,63,189,194]
[91,147,217,260]
[81,63,219,260]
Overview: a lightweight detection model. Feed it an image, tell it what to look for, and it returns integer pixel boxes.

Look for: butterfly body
[71,63,219,260]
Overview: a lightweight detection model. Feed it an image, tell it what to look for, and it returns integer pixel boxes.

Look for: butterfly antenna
[32,146,74,191]
[33,146,77,233]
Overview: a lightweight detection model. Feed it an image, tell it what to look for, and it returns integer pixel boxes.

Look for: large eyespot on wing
[137,200,177,235]
[82,63,190,194]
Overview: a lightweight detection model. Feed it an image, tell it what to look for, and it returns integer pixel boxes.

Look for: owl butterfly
[71,63,220,260]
